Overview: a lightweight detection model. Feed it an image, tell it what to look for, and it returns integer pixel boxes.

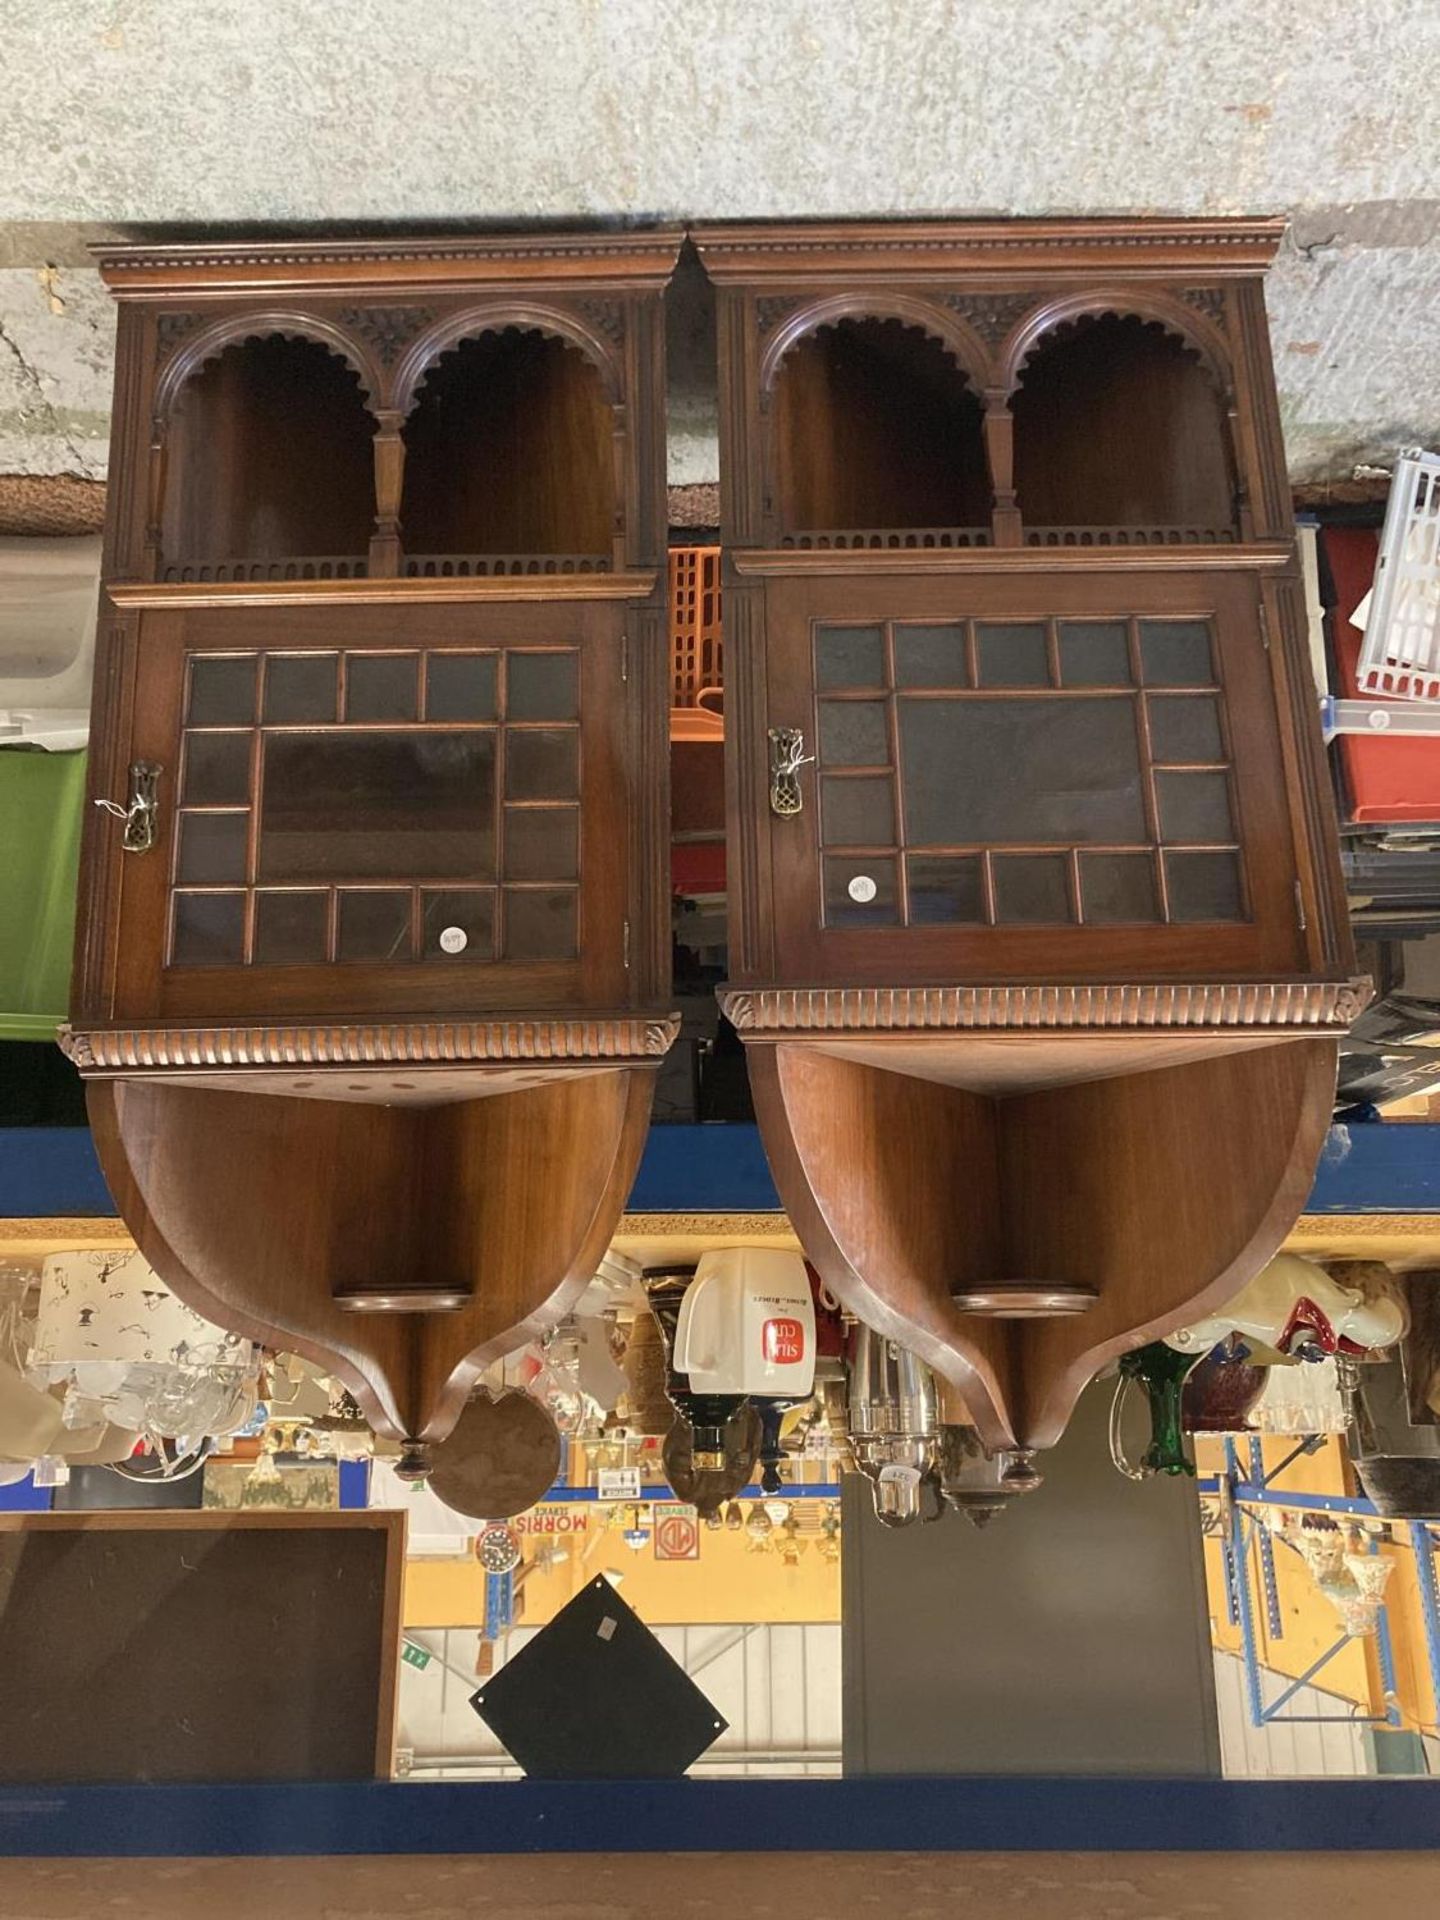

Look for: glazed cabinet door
[95,601,631,1024]
[760,569,1306,983]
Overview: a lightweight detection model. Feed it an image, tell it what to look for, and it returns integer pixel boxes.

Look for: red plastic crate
[1326,525,1440,822]
[668,545,723,739]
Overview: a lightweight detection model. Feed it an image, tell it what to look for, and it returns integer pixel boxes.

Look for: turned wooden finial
[392,1441,434,1484]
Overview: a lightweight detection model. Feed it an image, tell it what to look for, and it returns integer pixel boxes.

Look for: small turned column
[610,401,629,572]
[982,390,1022,547]
[142,417,167,580]
[368,408,406,577]
[1226,393,1256,542]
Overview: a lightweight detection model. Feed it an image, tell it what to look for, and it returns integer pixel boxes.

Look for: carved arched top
[392,302,624,415]
[760,292,991,397]
[1002,288,1233,399]
[154,310,382,423]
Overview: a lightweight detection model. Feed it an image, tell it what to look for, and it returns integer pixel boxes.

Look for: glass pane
[1157,770,1234,844]
[505,729,579,802]
[504,808,579,882]
[1167,849,1245,921]
[993,854,1071,923]
[1059,622,1131,687]
[816,625,885,690]
[182,732,251,807]
[507,652,579,722]
[261,732,496,881]
[894,624,967,689]
[187,655,257,726]
[171,892,245,967]
[426,653,497,722]
[504,888,578,961]
[254,890,329,965]
[822,776,895,846]
[824,855,899,928]
[908,854,984,925]
[975,623,1049,688]
[263,654,337,723]
[899,696,1145,845]
[1149,694,1225,764]
[422,889,496,961]
[1140,620,1214,687]
[176,812,247,886]
[337,890,412,962]
[345,654,418,723]
[819,701,889,768]
[1081,852,1160,923]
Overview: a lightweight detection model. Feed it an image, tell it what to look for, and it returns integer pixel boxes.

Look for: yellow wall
[15,1207,1440,1714]
[1199,1432,1437,1734]
[404,1504,841,1631]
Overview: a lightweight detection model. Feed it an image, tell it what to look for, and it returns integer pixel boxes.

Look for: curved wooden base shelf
[745,1033,1338,1451]
[88,1064,656,1453]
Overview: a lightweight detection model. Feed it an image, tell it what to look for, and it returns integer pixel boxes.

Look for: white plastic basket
[1355,449,1440,700]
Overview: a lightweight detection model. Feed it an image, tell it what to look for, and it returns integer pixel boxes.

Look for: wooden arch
[759,291,990,398]
[1000,287,1233,399]
[153,311,382,422]
[391,302,624,414]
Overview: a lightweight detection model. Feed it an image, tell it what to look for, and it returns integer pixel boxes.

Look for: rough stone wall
[0,0,1436,485]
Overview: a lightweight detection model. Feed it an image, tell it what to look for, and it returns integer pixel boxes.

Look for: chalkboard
[0,1511,403,1783]
[470,1575,726,1778]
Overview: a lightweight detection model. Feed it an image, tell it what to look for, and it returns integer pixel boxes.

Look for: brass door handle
[95,760,162,853]
[768,727,814,817]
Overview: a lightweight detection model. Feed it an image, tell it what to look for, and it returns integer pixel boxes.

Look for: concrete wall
[3,3,1430,227]
[2,3,1439,485]
[842,1383,1221,1776]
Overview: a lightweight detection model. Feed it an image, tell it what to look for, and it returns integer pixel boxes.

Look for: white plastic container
[0,534,100,748]
[1353,449,1440,700]
[673,1249,816,1397]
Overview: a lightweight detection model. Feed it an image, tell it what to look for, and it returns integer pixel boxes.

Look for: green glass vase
[1120,1343,1197,1477]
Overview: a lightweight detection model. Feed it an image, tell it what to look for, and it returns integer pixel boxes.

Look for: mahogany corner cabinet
[691,217,1361,1460]
[66,217,1362,1475]
[65,231,683,1470]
